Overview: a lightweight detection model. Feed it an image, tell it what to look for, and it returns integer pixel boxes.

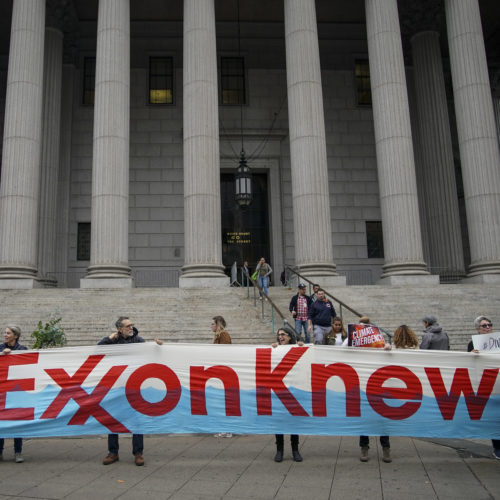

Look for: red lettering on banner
[41,355,129,432]
[311,363,361,417]
[190,366,241,416]
[255,347,309,416]
[126,363,181,416]
[425,367,499,420]
[366,366,422,420]
[0,352,38,420]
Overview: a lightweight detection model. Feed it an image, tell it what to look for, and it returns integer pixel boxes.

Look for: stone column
[445,0,500,282]
[365,0,437,285]
[81,0,133,288]
[55,64,75,287]
[284,0,345,287]
[411,31,465,278]
[0,0,45,288]
[38,26,64,287]
[179,0,228,287]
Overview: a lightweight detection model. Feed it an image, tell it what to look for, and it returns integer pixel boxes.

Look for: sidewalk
[0,434,498,499]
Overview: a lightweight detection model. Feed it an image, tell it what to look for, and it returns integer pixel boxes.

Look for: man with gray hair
[97,316,162,466]
[420,315,450,350]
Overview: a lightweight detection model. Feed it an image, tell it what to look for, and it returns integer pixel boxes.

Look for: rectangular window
[355,59,372,106]
[221,57,246,105]
[149,56,174,104]
[77,223,91,261]
[82,57,96,106]
[366,221,384,258]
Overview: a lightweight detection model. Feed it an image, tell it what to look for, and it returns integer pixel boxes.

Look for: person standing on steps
[97,316,162,466]
[271,326,304,463]
[255,257,272,298]
[307,289,336,344]
[0,325,27,463]
[420,315,450,350]
[289,283,312,342]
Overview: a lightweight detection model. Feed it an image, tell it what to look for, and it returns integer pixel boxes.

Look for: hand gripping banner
[1,343,499,439]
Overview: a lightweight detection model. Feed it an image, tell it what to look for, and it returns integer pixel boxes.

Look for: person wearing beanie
[420,315,450,350]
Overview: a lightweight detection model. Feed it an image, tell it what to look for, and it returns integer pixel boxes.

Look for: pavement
[0,434,499,500]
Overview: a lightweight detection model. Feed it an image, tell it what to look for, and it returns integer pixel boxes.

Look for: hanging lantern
[235,150,252,207]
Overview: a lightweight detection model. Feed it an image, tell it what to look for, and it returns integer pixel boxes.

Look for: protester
[420,315,450,350]
[255,257,272,298]
[310,284,320,302]
[326,316,347,345]
[289,283,312,342]
[307,289,336,344]
[357,316,391,463]
[392,324,419,349]
[271,326,303,462]
[212,316,232,437]
[97,316,161,466]
[467,315,500,459]
[0,325,27,463]
[211,316,232,345]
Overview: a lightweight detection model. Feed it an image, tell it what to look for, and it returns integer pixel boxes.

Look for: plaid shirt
[296,295,309,321]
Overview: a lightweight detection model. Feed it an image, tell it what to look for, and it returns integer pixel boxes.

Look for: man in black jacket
[97,316,147,466]
[289,283,312,342]
[307,289,336,344]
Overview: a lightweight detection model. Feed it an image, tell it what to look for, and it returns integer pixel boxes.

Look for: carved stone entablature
[46,0,80,65]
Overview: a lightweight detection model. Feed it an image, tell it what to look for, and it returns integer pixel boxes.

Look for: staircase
[1,284,499,350]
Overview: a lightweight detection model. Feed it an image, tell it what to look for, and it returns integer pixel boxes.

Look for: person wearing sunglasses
[467,316,500,459]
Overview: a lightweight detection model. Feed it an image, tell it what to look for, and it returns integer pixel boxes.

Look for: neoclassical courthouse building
[0,0,499,289]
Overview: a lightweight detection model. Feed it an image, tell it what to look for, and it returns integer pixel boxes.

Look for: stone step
[1,284,498,351]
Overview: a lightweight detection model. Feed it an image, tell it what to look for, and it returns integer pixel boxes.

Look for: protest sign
[472,331,500,352]
[1,343,499,439]
[347,323,386,348]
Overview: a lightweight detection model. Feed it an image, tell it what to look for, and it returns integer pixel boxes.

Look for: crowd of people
[1,286,498,465]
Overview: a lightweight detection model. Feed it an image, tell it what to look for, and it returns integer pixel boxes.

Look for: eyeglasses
[277,333,288,337]
[122,324,134,329]
[479,323,492,328]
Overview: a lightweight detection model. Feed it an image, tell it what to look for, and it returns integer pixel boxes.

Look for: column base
[179,275,230,288]
[378,274,440,285]
[0,278,44,289]
[80,277,135,289]
[462,273,500,284]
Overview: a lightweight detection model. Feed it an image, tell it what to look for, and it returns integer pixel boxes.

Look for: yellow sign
[226,232,251,244]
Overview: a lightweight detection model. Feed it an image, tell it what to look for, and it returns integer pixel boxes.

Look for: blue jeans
[108,434,143,455]
[258,276,269,296]
[0,438,23,454]
[294,319,310,343]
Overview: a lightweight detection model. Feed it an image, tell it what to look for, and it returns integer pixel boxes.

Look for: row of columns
[0,0,499,288]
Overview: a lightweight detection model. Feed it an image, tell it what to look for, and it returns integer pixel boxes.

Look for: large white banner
[1,343,499,438]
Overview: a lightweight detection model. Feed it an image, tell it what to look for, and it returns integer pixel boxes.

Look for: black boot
[275,434,284,462]
[291,435,302,462]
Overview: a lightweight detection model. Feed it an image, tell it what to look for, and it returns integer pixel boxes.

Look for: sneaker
[214,432,232,438]
[382,447,392,463]
[102,453,119,465]
[292,450,303,462]
[274,450,283,462]
[360,446,369,462]
[134,453,144,466]
[15,453,24,463]
[493,449,500,459]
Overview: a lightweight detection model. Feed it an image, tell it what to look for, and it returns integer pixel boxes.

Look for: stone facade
[0,0,499,288]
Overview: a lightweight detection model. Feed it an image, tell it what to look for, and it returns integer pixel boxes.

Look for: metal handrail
[285,265,393,340]
[241,268,295,335]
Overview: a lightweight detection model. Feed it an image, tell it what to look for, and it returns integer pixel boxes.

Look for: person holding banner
[0,325,27,463]
[467,315,500,459]
[212,316,233,437]
[97,316,158,466]
[354,317,392,463]
[420,315,449,350]
[271,326,303,462]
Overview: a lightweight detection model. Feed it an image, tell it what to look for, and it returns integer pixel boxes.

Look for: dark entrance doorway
[221,172,270,276]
